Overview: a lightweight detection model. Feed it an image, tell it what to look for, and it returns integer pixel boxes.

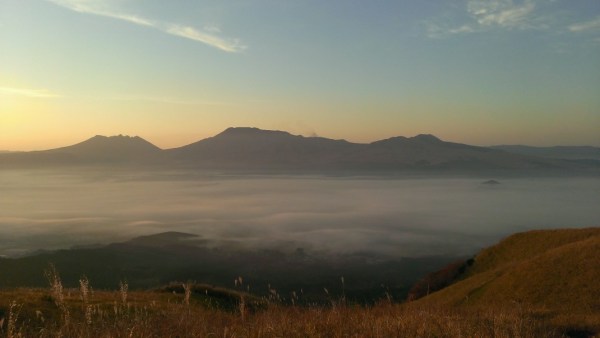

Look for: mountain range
[491,145,600,161]
[1,127,599,173]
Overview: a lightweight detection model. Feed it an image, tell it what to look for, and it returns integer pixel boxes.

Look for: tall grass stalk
[44,264,70,327]
[79,276,92,325]
[7,301,20,338]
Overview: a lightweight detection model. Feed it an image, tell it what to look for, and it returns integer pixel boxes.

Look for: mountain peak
[216,127,295,138]
[221,127,260,134]
[79,134,158,149]
[90,134,142,141]
[411,134,441,142]
[51,134,162,158]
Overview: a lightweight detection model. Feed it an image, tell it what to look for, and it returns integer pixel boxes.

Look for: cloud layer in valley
[1,171,598,257]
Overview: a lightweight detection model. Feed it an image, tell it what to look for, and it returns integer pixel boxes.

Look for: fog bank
[1,170,598,257]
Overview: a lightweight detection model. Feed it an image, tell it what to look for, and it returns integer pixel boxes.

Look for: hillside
[410,228,600,335]
[0,232,456,304]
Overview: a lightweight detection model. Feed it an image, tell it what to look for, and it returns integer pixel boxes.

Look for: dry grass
[0,285,566,338]
[467,227,600,276]
[413,228,600,337]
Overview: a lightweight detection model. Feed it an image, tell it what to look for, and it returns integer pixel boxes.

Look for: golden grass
[0,287,560,338]
[414,228,600,336]
[467,227,600,276]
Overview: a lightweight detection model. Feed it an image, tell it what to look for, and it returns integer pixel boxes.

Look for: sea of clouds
[1,170,599,257]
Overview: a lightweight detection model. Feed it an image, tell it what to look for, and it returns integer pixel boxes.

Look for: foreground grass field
[2,227,599,337]
[0,277,593,338]
[0,285,565,338]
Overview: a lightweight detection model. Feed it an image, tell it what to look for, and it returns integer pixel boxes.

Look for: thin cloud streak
[165,25,245,53]
[569,16,600,32]
[449,25,475,34]
[467,0,535,29]
[426,0,540,38]
[45,0,245,53]
[108,95,236,106]
[0,87,62,98]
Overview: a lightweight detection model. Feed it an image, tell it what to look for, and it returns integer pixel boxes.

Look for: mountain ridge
[1,127,598,173]
[491,144,600,161]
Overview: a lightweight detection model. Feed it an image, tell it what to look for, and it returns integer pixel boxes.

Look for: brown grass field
[0,286,565,337]
[1,227,599,337]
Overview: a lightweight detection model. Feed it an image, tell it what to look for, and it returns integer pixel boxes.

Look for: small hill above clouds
[119,231,205,248]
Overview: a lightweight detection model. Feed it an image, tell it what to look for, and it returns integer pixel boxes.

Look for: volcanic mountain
[165,127,355,169]
[1,127,597,173]
[164,127,573,172]
[0,135,161,167]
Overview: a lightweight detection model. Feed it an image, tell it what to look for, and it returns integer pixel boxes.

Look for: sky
[1,0,599,151]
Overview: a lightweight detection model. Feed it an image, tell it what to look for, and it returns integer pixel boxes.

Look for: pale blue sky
[1,0,599,150]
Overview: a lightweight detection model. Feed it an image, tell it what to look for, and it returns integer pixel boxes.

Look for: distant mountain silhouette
[0,135,161,167]
[348,134,523,170]
[166,127,355,169]
[165,128,573,172]
[1,128,598,174]
[49,135,161,162]
[491,145,600,161]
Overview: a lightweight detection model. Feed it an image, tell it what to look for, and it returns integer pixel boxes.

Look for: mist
[1,169,599,257]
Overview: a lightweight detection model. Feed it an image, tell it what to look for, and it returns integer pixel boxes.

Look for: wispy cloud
[107,95,235,106]
[0,87,62,98]
[165,25,244,53]
[569,16,600,32]
[426,0,541,38]
[467,0,535,29]
[45,0,245,53]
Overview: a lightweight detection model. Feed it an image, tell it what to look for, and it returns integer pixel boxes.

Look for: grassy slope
[415,227,600,333]
[466,227,600,276]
